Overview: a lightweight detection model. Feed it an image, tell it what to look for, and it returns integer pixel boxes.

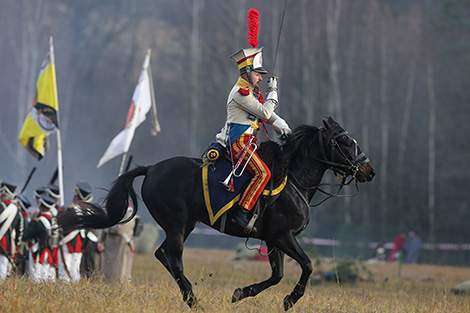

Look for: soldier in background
[14,194,32,276]
[0,182,25,279]
[28,186,48,220]
[65,181,103,279]
[57,182,94,282]
[23,194,58,282]
[102,206,136,283]
[45,184,60,216]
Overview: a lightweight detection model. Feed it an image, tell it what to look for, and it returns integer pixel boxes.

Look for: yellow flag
[19,38,59,160]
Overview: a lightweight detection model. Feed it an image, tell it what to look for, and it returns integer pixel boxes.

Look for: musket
[49,167,59,185]
[20,167,36,194]
[0,242,15,268]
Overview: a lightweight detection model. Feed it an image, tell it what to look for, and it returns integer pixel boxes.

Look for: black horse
[58,117,375,311]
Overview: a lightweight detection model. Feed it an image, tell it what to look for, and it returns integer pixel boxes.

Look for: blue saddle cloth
[201,157,252,225]
[201,143,288,225]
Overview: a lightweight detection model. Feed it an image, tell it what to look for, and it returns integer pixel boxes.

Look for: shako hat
[34,186,47,200]
[46,184,60,200]
[38,194,56,211]
[74,181,93,202]
[18,194,32,211]
[0,181,17,199]
[231,9,268,76]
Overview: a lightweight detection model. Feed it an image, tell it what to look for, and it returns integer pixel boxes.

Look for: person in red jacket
[388,230,406,263]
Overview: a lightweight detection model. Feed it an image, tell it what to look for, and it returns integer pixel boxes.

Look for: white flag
[97,53,152,168]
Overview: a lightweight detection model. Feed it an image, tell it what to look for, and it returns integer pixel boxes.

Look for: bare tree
[326,0,343,125]
[426,58,436,242]
[15,0,47,175]
[189,0,202,156]
[359,0,380,226]
[379,7,390,240]
[300,0,317,124]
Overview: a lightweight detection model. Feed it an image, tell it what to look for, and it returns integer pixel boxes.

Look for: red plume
[246,8,259,48]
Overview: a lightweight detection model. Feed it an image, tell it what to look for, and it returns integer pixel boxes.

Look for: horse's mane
[258,125,322,186]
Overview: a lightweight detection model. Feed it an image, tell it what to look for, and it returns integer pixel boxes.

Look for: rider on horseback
[215,9,291,230]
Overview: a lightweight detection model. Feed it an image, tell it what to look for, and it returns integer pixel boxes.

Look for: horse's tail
[57,166,148,231]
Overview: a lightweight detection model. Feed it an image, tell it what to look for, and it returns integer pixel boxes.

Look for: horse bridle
[316,125,370,178]
[289,125,370,208]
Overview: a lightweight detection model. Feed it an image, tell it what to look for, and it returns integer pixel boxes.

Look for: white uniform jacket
[216,77,282,147]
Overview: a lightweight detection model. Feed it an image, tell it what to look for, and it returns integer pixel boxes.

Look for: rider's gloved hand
[266,76,279,103]
[272,118,291,137]
[267,76,278,90]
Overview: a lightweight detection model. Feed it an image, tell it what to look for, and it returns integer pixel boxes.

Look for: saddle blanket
[201,159,287,225]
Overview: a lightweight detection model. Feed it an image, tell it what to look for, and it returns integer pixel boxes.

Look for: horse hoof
[232,288,243,303]
[185,294,198,309]
[283,295,294,311]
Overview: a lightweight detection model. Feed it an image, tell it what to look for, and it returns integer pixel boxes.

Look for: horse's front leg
[232,243,284,303]
[275,232,313,311]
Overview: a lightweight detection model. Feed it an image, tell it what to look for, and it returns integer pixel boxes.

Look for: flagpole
[118,152,127,176]
[57,130,65,206]
[50,36,65,207]
[147,49,160,136]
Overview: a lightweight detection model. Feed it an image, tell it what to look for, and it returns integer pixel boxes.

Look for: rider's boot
[231,205,251,229]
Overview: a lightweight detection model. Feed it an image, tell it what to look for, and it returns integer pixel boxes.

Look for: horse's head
[321,116,375,182]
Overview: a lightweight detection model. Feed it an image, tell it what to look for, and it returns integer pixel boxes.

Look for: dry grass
[1,248,469,312]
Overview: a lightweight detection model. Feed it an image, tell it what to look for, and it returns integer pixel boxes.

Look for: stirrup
[244,213,258,234]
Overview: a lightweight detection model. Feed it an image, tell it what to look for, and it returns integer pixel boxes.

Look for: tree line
[1,0,469,247]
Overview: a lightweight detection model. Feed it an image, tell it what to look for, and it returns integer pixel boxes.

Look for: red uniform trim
[231,133,271,211]
[52,247,59,267]
[236,52,260,64]
[0,237,8,254]
[237,88,250,96]
[66,235,83,253]
[38,248,54,265]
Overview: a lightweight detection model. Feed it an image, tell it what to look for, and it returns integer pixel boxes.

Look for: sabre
[271,0,289,75]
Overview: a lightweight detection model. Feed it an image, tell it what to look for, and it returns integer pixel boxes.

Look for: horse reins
[290,126,368,207]
[316,126,369,178]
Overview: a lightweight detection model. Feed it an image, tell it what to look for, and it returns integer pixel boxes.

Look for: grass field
[1,248,469,312]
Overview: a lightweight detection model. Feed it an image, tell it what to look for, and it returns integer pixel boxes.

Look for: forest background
[1,0,469,264]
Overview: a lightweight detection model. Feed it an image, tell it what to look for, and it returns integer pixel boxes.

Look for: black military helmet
[74,181,93,202]
[46,184,60,200]
[38,194,56,211]
[18,194,32,211]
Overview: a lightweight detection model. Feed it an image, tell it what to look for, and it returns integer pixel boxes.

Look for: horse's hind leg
[232,243,284,302]
[155,228,197,308]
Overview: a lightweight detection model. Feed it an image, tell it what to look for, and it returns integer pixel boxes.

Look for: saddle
[201,142,288,228]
